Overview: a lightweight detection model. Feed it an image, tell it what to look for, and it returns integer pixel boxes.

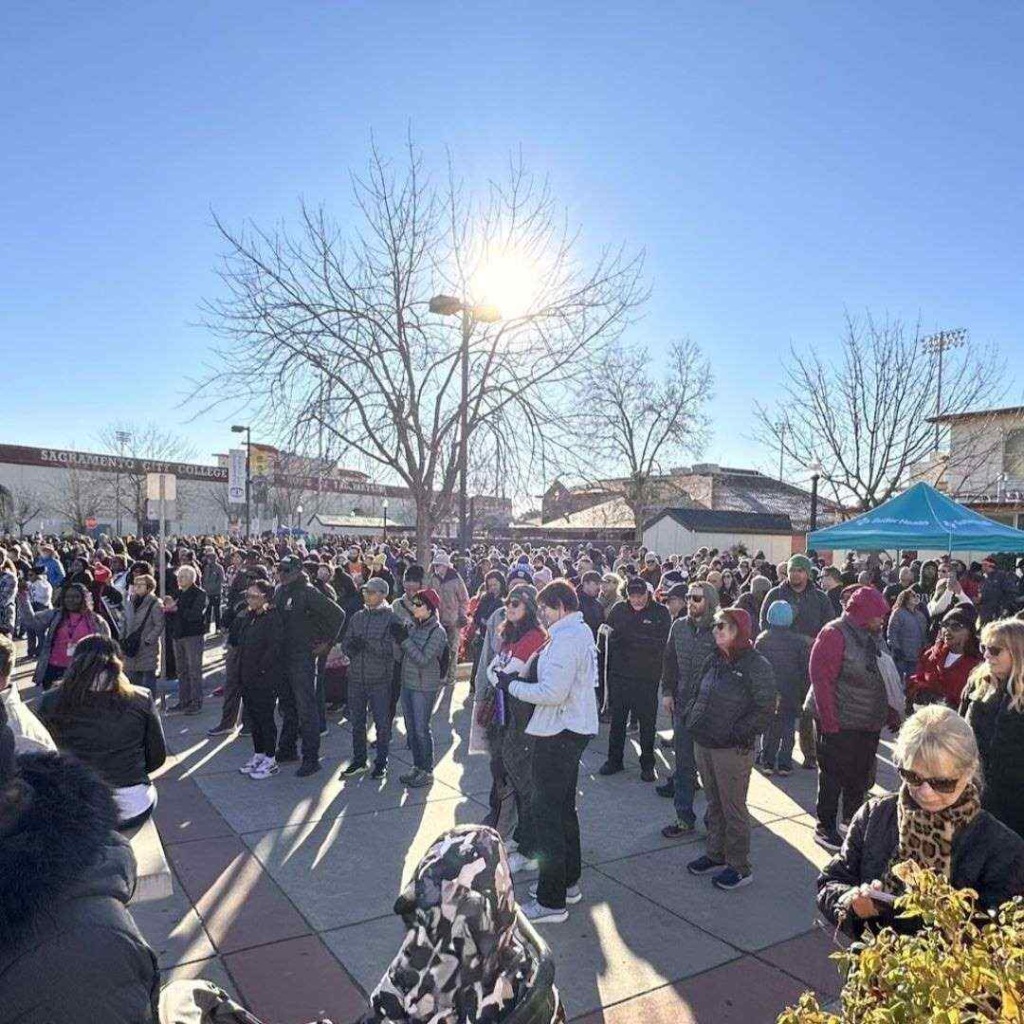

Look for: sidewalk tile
[758,928,844,998]
[573,955,807,1024]
[130,883,216,968]
[225,935,367,1024]
[167,835,309,953]
[152,777,234,846]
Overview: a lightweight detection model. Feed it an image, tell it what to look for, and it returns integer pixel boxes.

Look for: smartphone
[868,889,898,904]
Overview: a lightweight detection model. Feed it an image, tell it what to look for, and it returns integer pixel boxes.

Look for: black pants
[276,651,320,766]
[532,729,589,909]
[815,728,880,832]
[213,647,251,732]
[607,674,659,770]
[244,678,278,757]
[205,596,222,633]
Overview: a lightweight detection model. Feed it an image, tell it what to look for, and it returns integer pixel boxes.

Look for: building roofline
[927,405,1024,424]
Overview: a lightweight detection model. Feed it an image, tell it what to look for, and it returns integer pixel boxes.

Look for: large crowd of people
[2,530,1024,1020]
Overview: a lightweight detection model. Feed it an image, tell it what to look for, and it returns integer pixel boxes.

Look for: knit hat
[363,577,389,596]
[533,565,553,586]
[431,551,451,568]
[414,588,441,613]
[787,554,813,574]
[750,574,772,595]
[403,564,425,584]
[718,607,754,659]
[507,564,534,584]
[506,584,538,616]
[765,600,795,628]
[626,577,650,595]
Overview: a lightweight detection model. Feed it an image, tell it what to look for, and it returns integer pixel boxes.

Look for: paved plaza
[17,642,887,1023]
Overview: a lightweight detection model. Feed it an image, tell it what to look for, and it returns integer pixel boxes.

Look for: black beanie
[404,564,425,584]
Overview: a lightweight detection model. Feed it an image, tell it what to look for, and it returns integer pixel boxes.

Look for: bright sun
[472,252,540,320]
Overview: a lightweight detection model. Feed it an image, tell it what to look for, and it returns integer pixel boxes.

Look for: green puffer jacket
[396,613,450,692]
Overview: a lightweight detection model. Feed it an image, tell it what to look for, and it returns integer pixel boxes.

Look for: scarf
[883,782,982,891]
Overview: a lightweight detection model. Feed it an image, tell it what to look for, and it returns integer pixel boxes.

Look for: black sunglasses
[983,644,1005,657]
[898,767,961,794]
[506,598,525,608]
[686,594,704,602]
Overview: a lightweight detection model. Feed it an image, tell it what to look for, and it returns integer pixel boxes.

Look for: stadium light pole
[922,328,968,451]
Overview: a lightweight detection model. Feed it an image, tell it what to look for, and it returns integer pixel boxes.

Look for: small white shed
[642,508,799,562]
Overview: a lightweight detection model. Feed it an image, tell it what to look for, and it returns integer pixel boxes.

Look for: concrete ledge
[129,815,174,903]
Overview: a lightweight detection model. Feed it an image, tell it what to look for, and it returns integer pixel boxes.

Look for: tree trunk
[415,501,434,565]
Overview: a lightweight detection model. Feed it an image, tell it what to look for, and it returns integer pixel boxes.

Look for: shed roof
[645,508,794,534]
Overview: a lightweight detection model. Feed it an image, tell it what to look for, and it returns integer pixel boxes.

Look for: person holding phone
[816,705,1024,937]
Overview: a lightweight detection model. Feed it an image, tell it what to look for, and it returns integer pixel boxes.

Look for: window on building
[1003,429,1024,480]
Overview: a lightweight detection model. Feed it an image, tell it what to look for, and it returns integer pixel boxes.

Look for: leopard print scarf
[883,782,981,892]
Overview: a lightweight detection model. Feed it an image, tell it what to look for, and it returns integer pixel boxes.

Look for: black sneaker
[687,854,725,876]
[711,866,753,891]
[206,724,235,737]
[640,768,657,783]
[341,761,368,778]
[296,761,322,778]
[598,761,624,777]
[655,779,676,798]
[659,736,674,750]
[371,762,387,780]
[813,828,843,854]
[275,750,300,764]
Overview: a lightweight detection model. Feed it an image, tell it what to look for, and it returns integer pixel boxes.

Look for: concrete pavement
[19,642,887,1022]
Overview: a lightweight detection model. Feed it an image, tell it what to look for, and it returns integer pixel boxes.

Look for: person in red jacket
[809,586,896,853]
[907,608,981,709]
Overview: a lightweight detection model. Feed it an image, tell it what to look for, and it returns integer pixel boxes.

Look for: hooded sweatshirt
[809,585,891,734]
[362,824,563,1024]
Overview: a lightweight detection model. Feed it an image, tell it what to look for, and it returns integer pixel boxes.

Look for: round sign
[85,517,98,529]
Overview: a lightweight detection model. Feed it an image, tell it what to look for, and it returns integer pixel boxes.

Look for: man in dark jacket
[659,580,718,835]
[759,554,834,638]
[0,726,161,1023]
[578,570,606,639]
[977,555,1018,625]
[599,577,672,782]
[809,585,896,852]
[167,564,208,714]
[274,555,345,777]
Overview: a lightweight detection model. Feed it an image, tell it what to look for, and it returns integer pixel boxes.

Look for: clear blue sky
[4,2,1023,486]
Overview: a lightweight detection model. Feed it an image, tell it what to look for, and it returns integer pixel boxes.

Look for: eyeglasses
[898,767,961,794]
[687,595,704,602]
[983,644,1005,657]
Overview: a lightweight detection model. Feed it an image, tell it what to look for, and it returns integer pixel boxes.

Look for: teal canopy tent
[808,482,1024,553]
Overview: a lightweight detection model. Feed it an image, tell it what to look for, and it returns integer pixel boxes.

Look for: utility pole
[459,306,470,554]
[922,328,968,451]
[114,429,131,534]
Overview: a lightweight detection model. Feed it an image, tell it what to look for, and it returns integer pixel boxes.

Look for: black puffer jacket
[237,606,284,689]
[685,648,775,749]
[605,598,672,681]
[171,583,208,639]
[962,686,1024,838]
[0,754,160,1023]
[754,626,810,713]
[817,793,1024,937]
[276,573,346,653]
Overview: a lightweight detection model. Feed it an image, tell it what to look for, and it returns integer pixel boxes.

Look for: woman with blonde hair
[961,618,1024,838]
[817,704,1024,936]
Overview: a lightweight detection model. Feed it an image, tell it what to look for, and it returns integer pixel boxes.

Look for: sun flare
[472,252,541,320]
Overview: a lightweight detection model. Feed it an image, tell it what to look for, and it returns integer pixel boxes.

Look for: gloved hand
[388,620,409,642]
[348,635,367,654]
[494,670,519,692]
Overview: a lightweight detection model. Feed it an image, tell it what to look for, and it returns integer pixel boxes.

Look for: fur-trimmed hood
[0,751,132,946]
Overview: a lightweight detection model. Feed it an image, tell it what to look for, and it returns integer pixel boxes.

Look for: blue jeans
[401,687,437,771]
[350,677,392,767]
[672,709,698,827]
[761,708,798,770]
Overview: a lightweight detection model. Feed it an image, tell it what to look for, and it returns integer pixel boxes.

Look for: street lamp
[923,328,968,451]
[382,498,389,541]
[230,425,251,539]
[114,429,131,535]
[295,503,303,535]
[429,294,502,553]
[809,460,823,533]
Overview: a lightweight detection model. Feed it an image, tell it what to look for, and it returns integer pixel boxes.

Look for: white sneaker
[530,883,582,905]
[520,898,568,924]
[239,753,262,775]
[250,756,279,780]
[506,851,539,874]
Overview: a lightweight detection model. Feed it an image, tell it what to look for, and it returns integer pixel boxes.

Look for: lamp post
[923,328,968,451]
[231,424,251,539]
[382,498,389,541]
[809,461,823,533]
[295,504,303,536]
[429,294,501,553]
[114,429,131,535]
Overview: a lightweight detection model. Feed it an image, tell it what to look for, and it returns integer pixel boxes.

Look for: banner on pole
[228,449,246,504]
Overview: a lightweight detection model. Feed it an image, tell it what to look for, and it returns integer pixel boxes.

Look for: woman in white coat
[498,580,599,924]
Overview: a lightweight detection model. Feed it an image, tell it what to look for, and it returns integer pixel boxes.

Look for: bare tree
[4,487,48,536]
[755,314,1006,511]
[47,465,108,533]
[195,141,646,559]
[95,422,197,532]
[563,339,713,537]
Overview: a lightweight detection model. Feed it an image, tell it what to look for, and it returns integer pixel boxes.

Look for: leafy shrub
[779,862,1024,1022]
